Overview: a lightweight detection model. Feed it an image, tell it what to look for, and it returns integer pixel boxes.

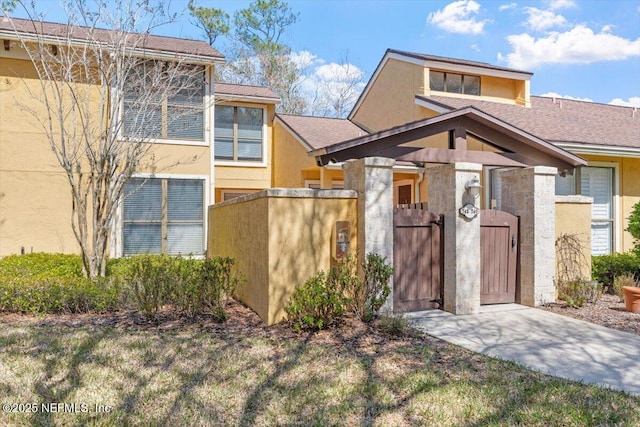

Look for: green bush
[557,279,602,308]
[592,253,640,287]
[284,271,347,332]
[0,253,238,319]
[110,255,239,320]
[0,276,120,314]
[285,253,394,331]
[0,253,83,279]
[626,201,640,255]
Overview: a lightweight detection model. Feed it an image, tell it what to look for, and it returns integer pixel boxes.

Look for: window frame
[430,70,481,96]
[121,63,209,147]
[552,163,620,255]
[214,103,268,167]
[113,173,210,258]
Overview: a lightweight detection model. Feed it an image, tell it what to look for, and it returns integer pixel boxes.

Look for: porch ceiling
[311,107,587,173]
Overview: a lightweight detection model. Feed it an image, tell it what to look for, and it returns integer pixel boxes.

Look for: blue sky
[10,0,640,107]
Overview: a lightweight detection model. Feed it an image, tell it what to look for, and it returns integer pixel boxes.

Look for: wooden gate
[480,210,518,304]
[393,204,443,311]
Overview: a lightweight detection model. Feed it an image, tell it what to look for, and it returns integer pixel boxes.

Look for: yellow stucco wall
[0,54,213,256]
[555,197,593,280]
[352,58,429,132]
[271,121,317,188]
[208,190,357,325]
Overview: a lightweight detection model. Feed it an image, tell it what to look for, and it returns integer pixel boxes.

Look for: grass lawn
[1,302,639,427]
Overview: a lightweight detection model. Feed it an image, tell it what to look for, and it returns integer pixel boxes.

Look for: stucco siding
[272,121,317,188]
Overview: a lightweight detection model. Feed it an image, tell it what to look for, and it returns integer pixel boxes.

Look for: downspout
[415,168,425,203]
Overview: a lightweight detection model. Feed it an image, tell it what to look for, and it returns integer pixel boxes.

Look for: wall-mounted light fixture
[459,176,482,220]
[465,176,482,199]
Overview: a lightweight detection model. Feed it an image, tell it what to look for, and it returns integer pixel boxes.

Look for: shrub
[592,253,640,288]
[626,201,640,255]
[612,274,637,302]
[285,271,347,332]
[110,255,239,320]
[0,276,120,314]
[0,253,83,279]
[557,279,602,308]
[285,253,394,331]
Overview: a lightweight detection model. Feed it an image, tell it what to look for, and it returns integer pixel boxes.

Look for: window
[554,166,616,255]
[123,63,205,141]
[123,178,204,256]
[215,105,264,162]
[430,71,480,96]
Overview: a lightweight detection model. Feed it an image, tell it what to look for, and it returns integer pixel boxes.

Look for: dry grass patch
[0,301,639,426]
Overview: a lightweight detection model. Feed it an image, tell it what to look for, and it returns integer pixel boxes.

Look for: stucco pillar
[343,157,395,311]
[498,166,557,306]
[427,163,483,315]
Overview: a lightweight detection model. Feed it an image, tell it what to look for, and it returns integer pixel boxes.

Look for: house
[0,17,279,258]
[273,49,640,256]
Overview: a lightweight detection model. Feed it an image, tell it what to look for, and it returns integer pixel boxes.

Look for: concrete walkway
[404,304,640,396]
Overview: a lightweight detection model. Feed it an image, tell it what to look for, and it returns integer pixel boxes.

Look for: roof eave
[0,28,225,65]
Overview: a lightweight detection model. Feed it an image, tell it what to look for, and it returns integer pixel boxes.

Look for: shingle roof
[215,83,279,102]
[417,95,640,149]
[388,49,532,75]
[0,17,224,61]
[276,114,369,151]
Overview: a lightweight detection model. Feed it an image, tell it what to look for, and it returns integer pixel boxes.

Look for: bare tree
[8,0,210,277]
[308,57,366,118]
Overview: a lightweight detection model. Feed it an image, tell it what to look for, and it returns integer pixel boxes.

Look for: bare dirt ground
[540,293,640,336]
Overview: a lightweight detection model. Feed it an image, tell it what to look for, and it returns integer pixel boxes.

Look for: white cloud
[499,3,517,11]
[293,53,367,117]
[608,97,640,108]
[289,50,322,69]
[470,44,480,52]
[427,0,489,35]
[524,7,567,31]
[547,0,576,10]
[539,92,593,102]
[501,25,640,69]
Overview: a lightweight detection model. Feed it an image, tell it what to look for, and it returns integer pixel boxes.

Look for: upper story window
[214,105,264,162]
[430,71,480,96]
[123,63,205,141]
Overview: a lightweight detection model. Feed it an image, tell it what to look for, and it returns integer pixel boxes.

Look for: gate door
[480,210,518,304]
[393,204,443,311]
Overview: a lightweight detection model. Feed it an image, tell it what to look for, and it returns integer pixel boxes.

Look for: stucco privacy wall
[427,162,483,315]
[556,196,593,281]
[208,189,357,325]
[498,166,557,306]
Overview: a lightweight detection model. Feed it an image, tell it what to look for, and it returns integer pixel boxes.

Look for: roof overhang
[313,106,587,173]
[273,115,315,151]
[216,93,280,104]
[0,27,225,66]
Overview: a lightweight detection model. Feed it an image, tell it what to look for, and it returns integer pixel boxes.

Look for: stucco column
[498,166,557,306]
[343,157,395,311]
[427,162,483,315]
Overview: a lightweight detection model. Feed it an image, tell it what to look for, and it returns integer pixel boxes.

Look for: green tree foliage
[190,0,306,114]
[626,201,640,255]
[188,1,230,45]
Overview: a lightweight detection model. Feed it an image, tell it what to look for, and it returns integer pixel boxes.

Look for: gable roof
[387,49,532,76]
[215,83,280,103]
[275,114,369,151]
[348,48,532,121]
[312,106,587,172]
[416,95,640,151]
[0,17,224,63]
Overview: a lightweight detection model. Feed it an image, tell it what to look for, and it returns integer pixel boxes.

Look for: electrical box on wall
[331,220,350,260]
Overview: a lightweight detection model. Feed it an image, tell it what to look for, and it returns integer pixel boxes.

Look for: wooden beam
[454,126,467,150]
[395,148,528,167]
